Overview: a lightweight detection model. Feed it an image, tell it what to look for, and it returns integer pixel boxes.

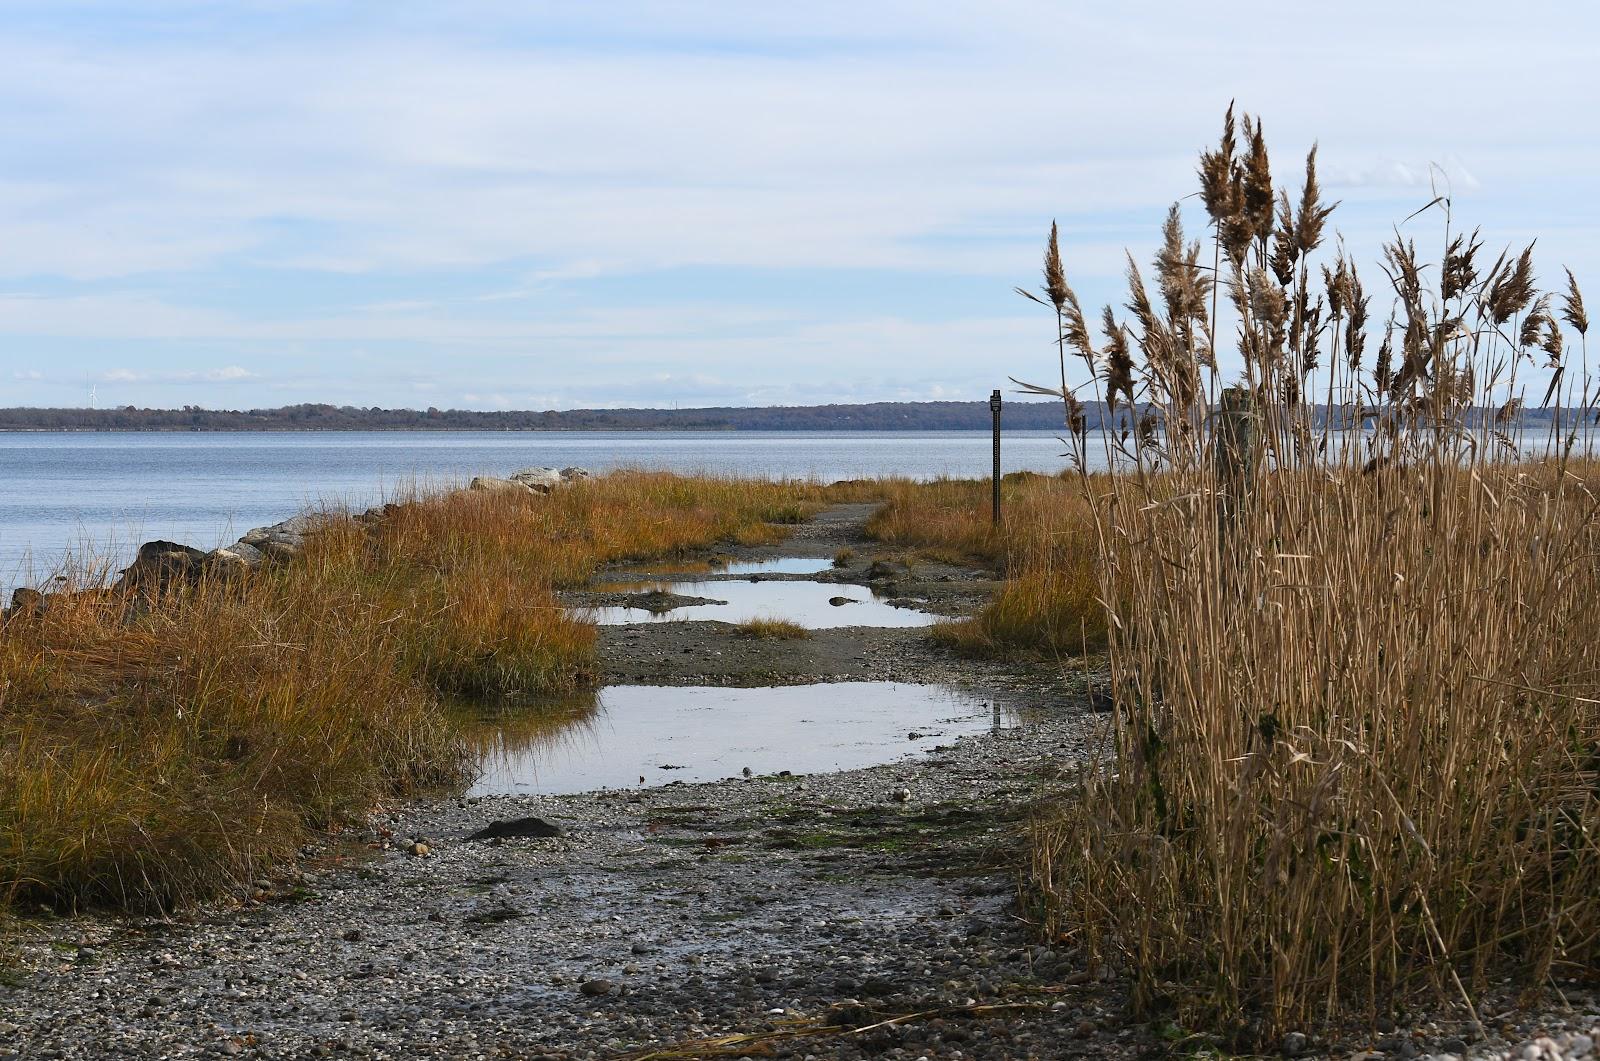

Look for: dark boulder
[113,540,209,593]
[7,587,44,617]
[467,816,564,841]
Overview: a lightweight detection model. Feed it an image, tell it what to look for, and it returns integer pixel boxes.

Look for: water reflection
[608,555,832,579]
[590,579,933,628]
[458,682,1020,796]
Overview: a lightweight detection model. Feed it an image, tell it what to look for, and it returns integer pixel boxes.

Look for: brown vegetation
[732,618,811,640]
[0,473,831,914]
[1025,108,1600,1044]
[867,477,1104,656]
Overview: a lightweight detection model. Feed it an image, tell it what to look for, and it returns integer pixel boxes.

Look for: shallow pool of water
[589,578,933,627]
[464,682,1017,795]
[610,555,834,579]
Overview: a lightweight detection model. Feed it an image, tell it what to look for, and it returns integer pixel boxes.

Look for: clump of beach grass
[1024,106,1600,1045]
[732,617,811,640]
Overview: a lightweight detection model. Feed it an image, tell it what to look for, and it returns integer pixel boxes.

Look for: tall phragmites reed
[1024,109,1600,1044]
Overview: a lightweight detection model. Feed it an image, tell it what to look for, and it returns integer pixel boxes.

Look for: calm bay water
[0,429,1075,587]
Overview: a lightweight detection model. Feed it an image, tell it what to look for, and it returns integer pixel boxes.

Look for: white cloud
[0,2,1595,408]
[203,365,255,381]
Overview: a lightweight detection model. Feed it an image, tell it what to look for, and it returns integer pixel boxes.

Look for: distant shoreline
[0,399,1578,434]
[0,400,1074,433]
[0,425,1041,433]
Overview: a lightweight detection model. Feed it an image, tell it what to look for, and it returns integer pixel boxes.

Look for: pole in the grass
[989,389,1002,525]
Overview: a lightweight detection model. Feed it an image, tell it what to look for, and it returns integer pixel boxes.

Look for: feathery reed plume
[1294,144,1337,255]
[1488,244,1538,326]
[1270,192,1298,285]
[1241,115,1275,246]
[1063,390,1088,443]
[1520,295,1552,351]
[1043,220,1069,311]
[1128,253,1196,409]
[1102,305,1136,414]
[1156,203,1211,368]
[1345,265,1370,372]
[1541,317,1563,364]
[1383,238,1425,318]
[1039,222,1094,363]
[1125,251,1158,335]
[1375,322,1394,392]
[1322,257,1347,320]
[1248,266,1288,359]
[1197,102,1238,224]
[1443,229,1482,302]
[1563,267,1589,335]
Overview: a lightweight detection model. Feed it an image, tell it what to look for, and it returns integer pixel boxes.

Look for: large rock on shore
[470,475,534,495]
[112,540,210,593]
[204,542,265,571]
[236,514,331,563]
[8,586,45,617]
[509,467,563,492]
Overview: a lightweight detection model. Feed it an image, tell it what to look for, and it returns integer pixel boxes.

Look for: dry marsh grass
[732,617,811,640]
[1024,108,1600,1044]
[867,476,1104,656]
[0,472,830,914]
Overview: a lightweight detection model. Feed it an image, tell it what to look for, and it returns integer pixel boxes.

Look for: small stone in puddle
[908,731,923,740]
[828,596,856,606]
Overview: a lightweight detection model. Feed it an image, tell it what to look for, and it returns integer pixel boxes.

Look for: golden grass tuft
[732,617,811,640]
[866,476,1103,656]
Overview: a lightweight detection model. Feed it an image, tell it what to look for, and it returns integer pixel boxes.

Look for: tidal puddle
[715,556,832,576]
[590,578,932,627]
[462,682,1018,796]
[612,555,832,578]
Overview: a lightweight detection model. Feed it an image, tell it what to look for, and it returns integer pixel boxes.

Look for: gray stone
[8,587,44,615]
[469,475,532,496]
[205,543,264,570]
[509,467,563,491]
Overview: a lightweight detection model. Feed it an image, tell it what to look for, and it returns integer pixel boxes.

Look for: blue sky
[1,1,1595,410]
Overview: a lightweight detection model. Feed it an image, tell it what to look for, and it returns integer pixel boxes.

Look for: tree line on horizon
[0,400,1077,432]
[0,399,1577,433]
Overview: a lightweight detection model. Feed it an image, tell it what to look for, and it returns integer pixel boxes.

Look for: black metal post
[989,389,1002,525]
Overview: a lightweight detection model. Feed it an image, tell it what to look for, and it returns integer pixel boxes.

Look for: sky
[0,1,1595,411]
